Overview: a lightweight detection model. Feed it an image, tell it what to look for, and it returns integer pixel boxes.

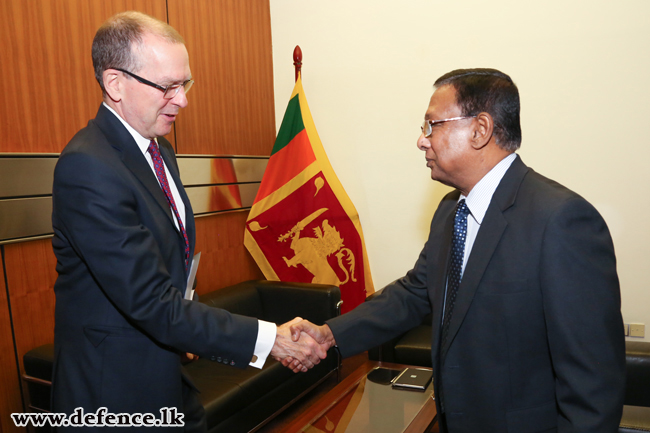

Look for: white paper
[184,252,201,300]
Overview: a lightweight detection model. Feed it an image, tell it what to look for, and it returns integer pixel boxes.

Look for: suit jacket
[51,105,259,417]
[328,156,625,433]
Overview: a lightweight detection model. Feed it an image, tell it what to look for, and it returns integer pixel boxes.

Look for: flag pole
[293,45,302,82]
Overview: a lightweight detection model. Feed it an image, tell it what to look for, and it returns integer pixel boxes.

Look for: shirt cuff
[249,320,277,369]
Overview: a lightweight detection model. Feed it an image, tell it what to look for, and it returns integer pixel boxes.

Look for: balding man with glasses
[51,11,324,431]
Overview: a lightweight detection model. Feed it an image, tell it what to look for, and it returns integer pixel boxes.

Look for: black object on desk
[392,368,433,391]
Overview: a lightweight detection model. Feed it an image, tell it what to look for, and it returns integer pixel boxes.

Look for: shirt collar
[460,153,517,225]
[103,102,157,156]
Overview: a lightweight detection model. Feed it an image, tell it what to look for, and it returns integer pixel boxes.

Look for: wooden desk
[284,361,437,433]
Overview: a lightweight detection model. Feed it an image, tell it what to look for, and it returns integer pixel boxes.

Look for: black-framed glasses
[421,116,476,138]
[115,68,194,99]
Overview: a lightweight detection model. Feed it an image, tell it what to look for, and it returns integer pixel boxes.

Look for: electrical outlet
[629,323,645,338]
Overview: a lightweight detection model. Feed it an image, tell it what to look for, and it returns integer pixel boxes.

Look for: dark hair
[92,11,185,94]
[434,68,521,151]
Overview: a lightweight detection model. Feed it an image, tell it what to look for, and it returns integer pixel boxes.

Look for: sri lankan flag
[245,75,373,313]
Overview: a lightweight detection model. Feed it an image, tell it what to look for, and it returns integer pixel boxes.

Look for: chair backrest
[198,283,264,318]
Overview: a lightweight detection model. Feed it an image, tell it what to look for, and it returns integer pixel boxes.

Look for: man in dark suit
[52,11,323,431]
[288,69,626,432]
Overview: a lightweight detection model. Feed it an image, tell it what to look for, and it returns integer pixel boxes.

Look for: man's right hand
[280,320,337,371]
[271,317,329,373]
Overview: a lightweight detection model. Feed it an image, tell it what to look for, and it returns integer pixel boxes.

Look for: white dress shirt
[441,153,517,319]
[103,103,276,368]
[459,152,517,276]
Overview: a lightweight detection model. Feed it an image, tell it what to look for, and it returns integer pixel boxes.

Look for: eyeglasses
[115,68,194,99]
[421,116,476,138]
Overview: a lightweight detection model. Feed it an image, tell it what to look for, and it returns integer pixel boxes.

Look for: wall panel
[3,240,58,379]
[0,0,171,153]
[0,0,276,425]
[194,212,264,295]
[0,250,23,433]
[168,0,276,156]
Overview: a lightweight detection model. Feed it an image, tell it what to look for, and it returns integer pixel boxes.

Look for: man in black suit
[52,11,322,431]
[289,69,626,432]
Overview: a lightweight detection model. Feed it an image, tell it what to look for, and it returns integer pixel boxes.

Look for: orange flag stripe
[254,129,316,203]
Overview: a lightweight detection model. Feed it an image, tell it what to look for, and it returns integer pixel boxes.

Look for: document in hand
[184,252,201,300]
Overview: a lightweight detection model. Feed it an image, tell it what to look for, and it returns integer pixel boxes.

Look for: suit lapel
[439,156,529,359]
[429,192,460,364]
[93,105,176,229]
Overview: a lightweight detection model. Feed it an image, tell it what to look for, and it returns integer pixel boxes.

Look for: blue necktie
[441,199,470,351]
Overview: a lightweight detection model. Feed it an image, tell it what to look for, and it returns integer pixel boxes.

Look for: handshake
[270,318,336,373]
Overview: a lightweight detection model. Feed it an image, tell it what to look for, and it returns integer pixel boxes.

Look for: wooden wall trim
[0,246,26,433]
[4,241,58,378]
[0,155,268,244]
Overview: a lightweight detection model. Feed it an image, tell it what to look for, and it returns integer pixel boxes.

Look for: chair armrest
[625,341,650,407]
[249,280,341,325]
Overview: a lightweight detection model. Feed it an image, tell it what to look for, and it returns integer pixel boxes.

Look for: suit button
[222,358,229,364]
[210,356,215,361]
[216,357,222,362]
[230,360,235,366]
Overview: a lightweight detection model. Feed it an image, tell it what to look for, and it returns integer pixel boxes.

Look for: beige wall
[270,1,650,341]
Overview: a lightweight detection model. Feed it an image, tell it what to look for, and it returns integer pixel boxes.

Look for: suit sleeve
[327,240,433,358]
[53,150,258,367]
[540,197,625,432]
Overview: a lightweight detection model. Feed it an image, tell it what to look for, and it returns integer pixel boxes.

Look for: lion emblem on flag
[278,208,357,286]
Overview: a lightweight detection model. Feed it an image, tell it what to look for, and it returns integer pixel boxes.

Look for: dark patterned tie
[148,141,190,271]
[441,199,470,351]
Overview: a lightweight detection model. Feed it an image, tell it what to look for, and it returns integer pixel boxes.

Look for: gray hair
[92,11,185,94]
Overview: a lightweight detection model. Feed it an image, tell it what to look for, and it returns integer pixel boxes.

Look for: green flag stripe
[271,94,304,155]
